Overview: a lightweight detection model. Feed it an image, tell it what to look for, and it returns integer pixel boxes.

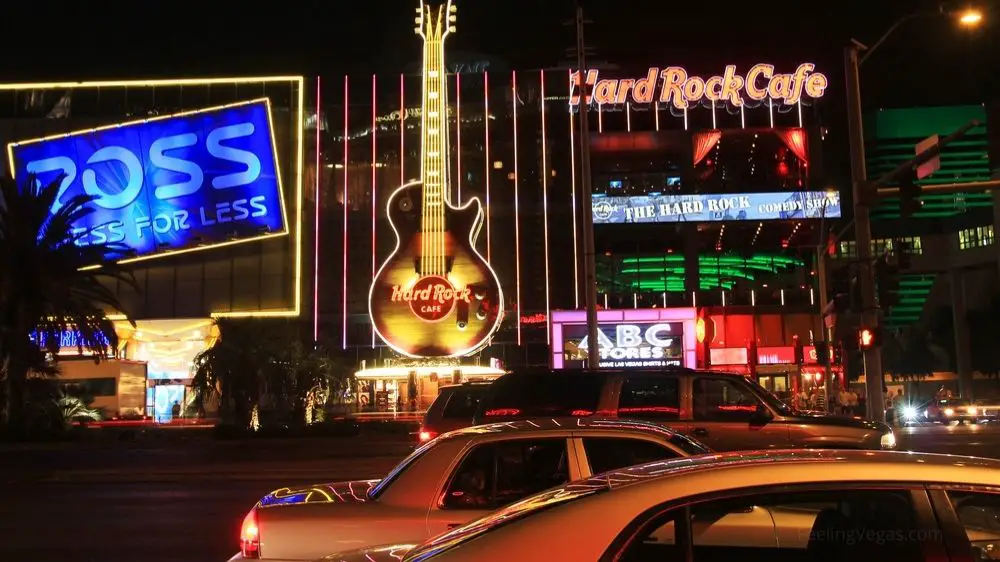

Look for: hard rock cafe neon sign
[569,63,828,109]
[391,277,473,323]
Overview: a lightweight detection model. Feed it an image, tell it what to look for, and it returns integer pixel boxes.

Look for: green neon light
[598,253,803,293]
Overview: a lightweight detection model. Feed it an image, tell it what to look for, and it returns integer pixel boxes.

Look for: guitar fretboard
[418,4,452,278]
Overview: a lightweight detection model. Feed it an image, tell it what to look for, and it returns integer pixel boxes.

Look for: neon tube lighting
[400,74,405,186]
[484,70,491,263]
[626,102,631,132]
[540,69,551,344]
[313,76,322,342]
[568,70,580,308]
[711,99,717,129]
[769,97,775,128]
[456,71,462,203]
[342,75,349,349]
[797,99,803,127]
[654,101,660,131]
[512,70,522,346]
[598,102,603,133]
[371,73,377,348]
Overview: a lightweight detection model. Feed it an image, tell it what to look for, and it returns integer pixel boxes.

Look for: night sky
[1,0,994,105]
[1,0,997,180]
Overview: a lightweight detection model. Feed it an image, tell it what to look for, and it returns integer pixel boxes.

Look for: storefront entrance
[758,374,789,394]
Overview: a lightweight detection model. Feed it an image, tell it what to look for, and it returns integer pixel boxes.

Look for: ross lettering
[569,63,828,108]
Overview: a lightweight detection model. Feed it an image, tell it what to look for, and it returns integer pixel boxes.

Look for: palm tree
[0,174,135,432]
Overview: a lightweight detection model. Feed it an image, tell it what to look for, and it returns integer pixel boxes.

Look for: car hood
[256,479,381,509]
[785,413,891,433]
[320,543,415,562]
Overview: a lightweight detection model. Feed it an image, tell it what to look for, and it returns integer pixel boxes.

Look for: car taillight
[240,508,261,559]
[419,429,437,442]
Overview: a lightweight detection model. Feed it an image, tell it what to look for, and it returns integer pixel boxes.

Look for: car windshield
[403,480,609,561]
[669,432,713,455]
[368,438,440,500]
[741,375,795,415]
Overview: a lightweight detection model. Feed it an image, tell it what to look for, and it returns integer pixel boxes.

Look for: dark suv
[418,382,491,442]
[473,369,895,451]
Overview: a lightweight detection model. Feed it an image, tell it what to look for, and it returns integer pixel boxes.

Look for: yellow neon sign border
[1,76,306,319]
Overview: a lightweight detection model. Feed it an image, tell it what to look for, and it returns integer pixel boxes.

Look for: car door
[425,437,573,538]
[688,375,789,451]
[611,486,942,561]
[927,486,1000,560]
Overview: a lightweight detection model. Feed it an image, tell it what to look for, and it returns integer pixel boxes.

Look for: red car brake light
[240,508,261,558]
[418,429,437,442]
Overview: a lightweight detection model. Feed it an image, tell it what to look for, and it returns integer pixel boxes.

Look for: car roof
[578,449,1000,492]
[497,368,742,378]
[438,417,684,440]
[437,382,492,390]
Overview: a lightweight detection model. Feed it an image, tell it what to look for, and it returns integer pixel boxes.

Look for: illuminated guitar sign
[368,0,504,357]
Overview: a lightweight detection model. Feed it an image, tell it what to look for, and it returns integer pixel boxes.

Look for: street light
[844,7,983,423]
[959,9,984,26]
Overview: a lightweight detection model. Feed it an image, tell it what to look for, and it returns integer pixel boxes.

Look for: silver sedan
[326,449,1000,561]
[231,418,709,561]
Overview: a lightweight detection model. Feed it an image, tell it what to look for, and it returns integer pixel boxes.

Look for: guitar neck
[419,5,452,278]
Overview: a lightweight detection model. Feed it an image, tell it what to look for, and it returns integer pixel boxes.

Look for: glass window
[583,437,679,475]
[618,376,680,420]
[692,377,760,422]
[947,490,1000,559]
[619,489,923,561]
[62,377,116,397]
[441,439,569,510]
[480,372,604,419]
[442,389,485,419]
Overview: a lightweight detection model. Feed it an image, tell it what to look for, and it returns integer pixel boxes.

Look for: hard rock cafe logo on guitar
[391,276,472,323]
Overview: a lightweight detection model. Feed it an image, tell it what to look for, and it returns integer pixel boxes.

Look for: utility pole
[844,43,885,423]
[816,202,834,412]
[575,4,600,370]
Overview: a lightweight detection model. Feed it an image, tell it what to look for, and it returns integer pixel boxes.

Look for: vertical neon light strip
[512,70,522,345]
[540,70,551,344]
[313,76,322,343]
[597,102,603,132]
[400,74,405,185]
[654,101,660,131]
[626,102,631,132]
[769,97,775,128]
[740,104,745,129]
[484,71,491,262]
[456,72,461,203]
[341,76,349,349]
[568,70,579,309]
[711,99,717,129]
[371,74,377,348]
[797,99,803,127]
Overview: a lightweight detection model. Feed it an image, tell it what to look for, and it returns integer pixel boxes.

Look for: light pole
[575,5,600,369]
[845,7,982,422]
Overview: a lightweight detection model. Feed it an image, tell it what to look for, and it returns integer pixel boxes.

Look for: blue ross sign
[592,191,841,224]
[8,99,287,259]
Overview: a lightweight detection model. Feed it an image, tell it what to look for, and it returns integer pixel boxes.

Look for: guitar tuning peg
[449,15,456,22]
[449,3,457,11]
[449,25,456,32]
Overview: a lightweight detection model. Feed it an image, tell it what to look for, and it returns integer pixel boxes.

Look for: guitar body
[369,181,504,357]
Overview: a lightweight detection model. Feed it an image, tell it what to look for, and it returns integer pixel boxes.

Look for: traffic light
[898,171,923,218]
[875,255,900,309]
[858,327,880,350]
[829,266,859,313]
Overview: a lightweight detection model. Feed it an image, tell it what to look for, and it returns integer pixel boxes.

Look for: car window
[442,389,484,419]
[618,376,680,420]
[946,490,1000,560]
[618,489,923,561]
[693,377,760,422]
[582,437,680,475]
[481,373,604,419]
[440,439,569,510]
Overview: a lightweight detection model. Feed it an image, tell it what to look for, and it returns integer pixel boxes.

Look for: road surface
[3,423,999,562]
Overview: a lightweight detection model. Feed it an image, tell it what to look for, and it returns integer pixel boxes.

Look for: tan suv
[472,369,896,451]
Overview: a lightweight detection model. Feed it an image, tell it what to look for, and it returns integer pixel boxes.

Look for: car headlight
[902,406,917,420]
[968,407,978,415]
[945,408,955,416]
[881,432,896,449]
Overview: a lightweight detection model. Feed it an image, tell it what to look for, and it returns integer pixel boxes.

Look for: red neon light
[313,76,322,343]
[456,72,461,203]
[371,74,378,348]
[521,313,546,325]
[568,70,579,309]
[540,69,550,345]
[512,70,522,346]
[484,70,491,263]
[341,75,349,350]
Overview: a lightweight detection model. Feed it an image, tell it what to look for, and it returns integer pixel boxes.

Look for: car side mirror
[751,403,773,424]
